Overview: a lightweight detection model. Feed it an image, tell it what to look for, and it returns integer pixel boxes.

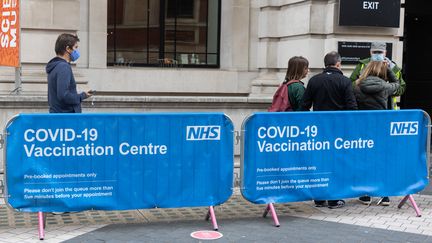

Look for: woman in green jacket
[284,56,309,111]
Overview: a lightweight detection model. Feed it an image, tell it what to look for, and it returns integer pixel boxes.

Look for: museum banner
[0,0,19,67]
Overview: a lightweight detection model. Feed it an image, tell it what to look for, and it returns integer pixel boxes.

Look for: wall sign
[338,41,393,65]
[339,0,401,27]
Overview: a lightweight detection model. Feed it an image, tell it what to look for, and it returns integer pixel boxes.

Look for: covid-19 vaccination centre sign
[241,110,430,204]
[4,113,234,212]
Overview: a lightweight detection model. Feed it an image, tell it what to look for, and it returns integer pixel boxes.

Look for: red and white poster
[0,0,19,67]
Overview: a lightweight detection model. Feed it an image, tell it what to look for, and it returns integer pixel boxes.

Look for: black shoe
[328,200,345,209]
[377,197,390,206]
[51,212,70,215]
[314,200,326,207]
[358,196,372,205]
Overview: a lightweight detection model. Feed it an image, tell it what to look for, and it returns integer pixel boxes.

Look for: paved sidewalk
[65,215,432,243]
[0,190,432,242]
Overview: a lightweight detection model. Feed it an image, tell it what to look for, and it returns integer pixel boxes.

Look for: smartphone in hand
[88,90,96,95]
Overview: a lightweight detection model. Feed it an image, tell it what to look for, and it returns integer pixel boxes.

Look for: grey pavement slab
[420,182,432,195]
[64,216,432,243]
[0,193,321,228]
[2,190,432,242]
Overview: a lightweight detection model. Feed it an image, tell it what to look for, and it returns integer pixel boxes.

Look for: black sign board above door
[339,0,401,27]
[338,41,393,65]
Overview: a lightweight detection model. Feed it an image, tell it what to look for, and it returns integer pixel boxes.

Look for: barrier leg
[43,213,47,229]
[408,195,422,217]
[208,206,218,231]
[398,195,421,217]
[397,195,409,209]
[38,212,45,240]
[267,203,280,227]
[263,204,270,218]
[205,210,210,221]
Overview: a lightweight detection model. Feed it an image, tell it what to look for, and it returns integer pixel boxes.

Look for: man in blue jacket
[47,33,92,113]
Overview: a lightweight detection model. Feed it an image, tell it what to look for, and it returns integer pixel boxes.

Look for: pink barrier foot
[263,203,280,227]
[408,195,422,217]
[269,203,280,227]
[398,195,422,217]
[208,206,219,231]
[38,212,45,240]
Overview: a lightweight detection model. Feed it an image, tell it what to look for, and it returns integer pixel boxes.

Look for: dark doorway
[402,0,432,115]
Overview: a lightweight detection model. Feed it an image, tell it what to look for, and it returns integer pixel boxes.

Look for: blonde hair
[355,61,388,86]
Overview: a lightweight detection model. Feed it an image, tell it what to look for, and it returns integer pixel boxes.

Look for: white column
[87,0,107,68]
[220,0,250,71]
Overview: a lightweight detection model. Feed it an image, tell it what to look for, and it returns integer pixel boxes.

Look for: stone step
[0,65,87,84]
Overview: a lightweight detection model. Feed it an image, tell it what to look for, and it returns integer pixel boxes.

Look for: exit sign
[339,0,401,27]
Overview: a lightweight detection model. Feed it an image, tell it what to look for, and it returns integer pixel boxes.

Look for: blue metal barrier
[241,110,430,204]
[4,113,234,213]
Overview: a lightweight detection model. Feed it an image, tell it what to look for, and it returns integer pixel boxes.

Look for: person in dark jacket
[354,61,400,110]
[354,61,400,206]
[350,42,405,110]
[302,51,358,111]
[47,33,92,113]
[301,51,357,209]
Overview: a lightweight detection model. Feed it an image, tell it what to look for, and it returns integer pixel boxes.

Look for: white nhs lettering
[186,126,221,140]
[390,122,418,136]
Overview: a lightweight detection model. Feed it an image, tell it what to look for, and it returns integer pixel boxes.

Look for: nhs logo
[186,126,221,140]
[390,121,418,136]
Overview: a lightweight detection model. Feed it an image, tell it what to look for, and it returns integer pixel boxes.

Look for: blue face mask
[371,53,385,62]
[70,49,80,62]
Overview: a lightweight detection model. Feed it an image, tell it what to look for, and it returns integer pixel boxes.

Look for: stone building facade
[0,0,406,167]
